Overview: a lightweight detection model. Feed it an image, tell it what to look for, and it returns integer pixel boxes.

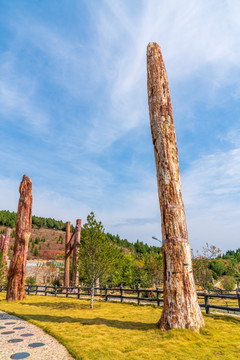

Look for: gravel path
[0,311,74,360]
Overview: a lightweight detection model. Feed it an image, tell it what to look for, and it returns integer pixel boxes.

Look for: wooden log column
[64,221,71,287]
[0,230,11,282]
[72,219,81,286]
[6,175,32,302]
[147,42,204,331]
[2,228,12,265]
[0,234,5,251]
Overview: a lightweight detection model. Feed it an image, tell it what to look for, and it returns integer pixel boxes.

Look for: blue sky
[1,0,240,252]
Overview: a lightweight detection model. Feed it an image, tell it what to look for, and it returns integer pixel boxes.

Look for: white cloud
[83,0,240,151]
[0,79,48,130]
[1,1,240,253]
[182,147,240,252]
[0,51,49,131]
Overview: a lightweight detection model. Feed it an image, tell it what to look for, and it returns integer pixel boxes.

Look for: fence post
[27,284,30,295]
[157,287,160,307]
[204,290,210,314]
[105,286,108,302]
[45,285,47,296]
[236,288,240,310]
[54,285,57,297]
[78,287,80,299]
[137,284,141,305]
[35,285,38,295]
[120,285,123,303]
[66,286,69,298]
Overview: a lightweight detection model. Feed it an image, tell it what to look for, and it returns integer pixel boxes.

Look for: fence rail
[0,285,239,315]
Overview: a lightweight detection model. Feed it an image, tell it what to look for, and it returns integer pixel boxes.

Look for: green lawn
[0,294,240,360]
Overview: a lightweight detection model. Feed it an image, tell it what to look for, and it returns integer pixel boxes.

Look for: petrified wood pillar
[72,219,81,287]
[2,228,12,263]
[147,42,204,331]
[1,228,12,280]
[0,234,5,251]
[6,175,32,301]
[64,221,71,287]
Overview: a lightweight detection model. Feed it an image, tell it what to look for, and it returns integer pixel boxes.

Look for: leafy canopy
[78,212,116,286]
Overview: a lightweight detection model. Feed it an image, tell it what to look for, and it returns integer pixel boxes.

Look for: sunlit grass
[0,293,240,359]
[198,296,238,309]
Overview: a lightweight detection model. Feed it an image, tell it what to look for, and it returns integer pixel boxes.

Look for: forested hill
[0,210,161,256]
[0,210,66,230]
[1,210,239,259]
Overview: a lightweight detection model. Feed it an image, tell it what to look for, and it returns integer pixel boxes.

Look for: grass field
[198,295,239,309]
[0,294,240,360]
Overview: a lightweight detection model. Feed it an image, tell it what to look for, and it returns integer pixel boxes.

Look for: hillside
[0,225,65,260]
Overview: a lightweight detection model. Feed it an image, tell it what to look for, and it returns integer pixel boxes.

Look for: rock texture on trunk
[2,228,12,263]
[0,229,12,281]
[147,42,204,331]
[64,221,71,287]
[0,235,5,251]
[72,219,81,286]
[6,175,32,302]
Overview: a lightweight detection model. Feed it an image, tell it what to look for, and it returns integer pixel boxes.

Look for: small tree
[221,276,236,291]
[34,247,39,257]
[78,212,115,309]
[192,244,222,289]
[26,276,36,285]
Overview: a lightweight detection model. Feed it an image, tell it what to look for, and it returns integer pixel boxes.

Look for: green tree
[26,276,36,285]
[210,259,227,279]
[34,247,39,257]
[192,244,222,289]
[78,212,116,309]
[221,276,236,290]
[35,237,40,244]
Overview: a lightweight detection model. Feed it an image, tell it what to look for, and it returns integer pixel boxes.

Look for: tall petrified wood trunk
[72,219,81,286]
[147,42,204,331]
[64,221,71,287]
[6,175,32,301]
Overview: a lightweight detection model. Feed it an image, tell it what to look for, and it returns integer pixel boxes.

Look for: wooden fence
[1,285,240,315]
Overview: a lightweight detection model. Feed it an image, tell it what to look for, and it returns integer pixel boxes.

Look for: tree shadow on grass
[209,313,240,325]
[20,301,90,310]
[17,313,155,331]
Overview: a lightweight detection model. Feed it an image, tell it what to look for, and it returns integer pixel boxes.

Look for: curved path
[0,311,74,360]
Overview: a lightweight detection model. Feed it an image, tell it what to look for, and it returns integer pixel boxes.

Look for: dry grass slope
[0,294,240,359]
[0,225,65,260]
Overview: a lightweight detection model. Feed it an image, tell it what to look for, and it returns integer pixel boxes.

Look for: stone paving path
[0,311,74,360]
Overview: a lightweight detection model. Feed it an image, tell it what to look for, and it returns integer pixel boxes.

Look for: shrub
[221,276,236,290]
[59,235,64,244]
[206,282,214,290]
[52,278,61,287]
[26,276,36,285]
[34,247,39,257]
[35,237,41,244]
